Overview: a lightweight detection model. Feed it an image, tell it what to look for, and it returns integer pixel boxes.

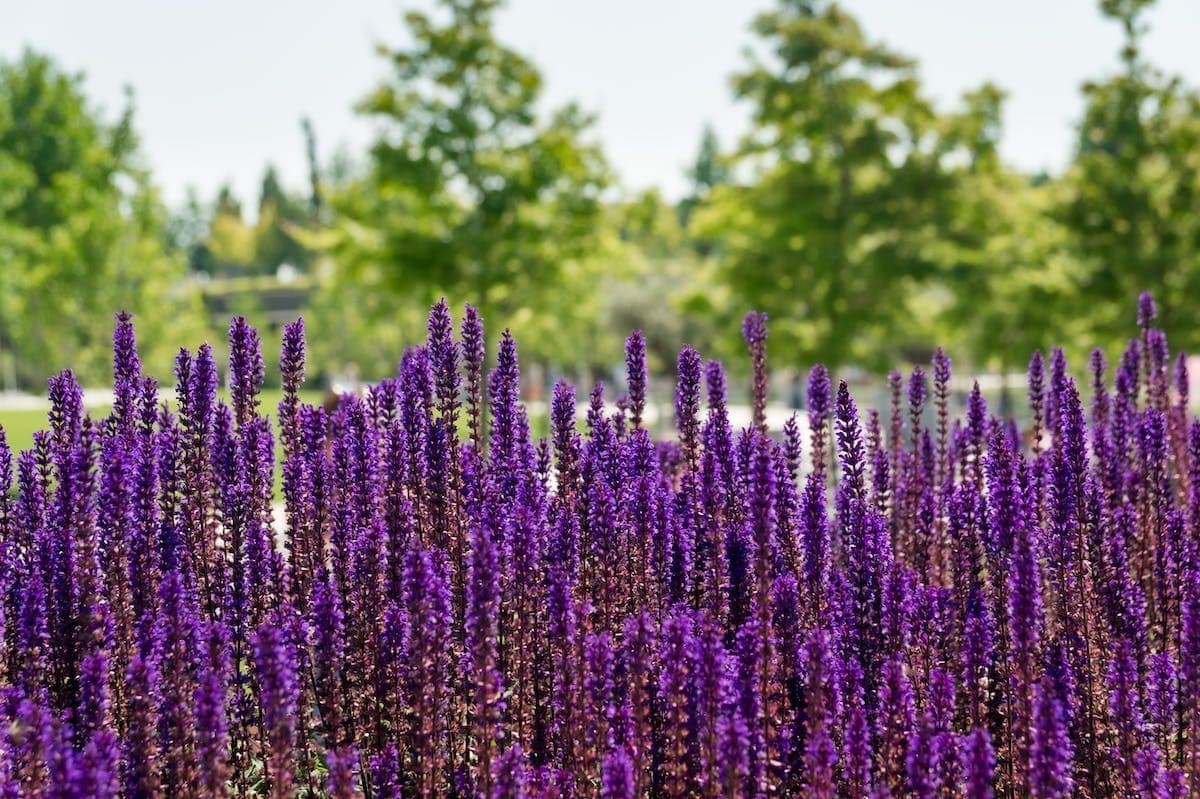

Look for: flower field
[1,295,1197,798]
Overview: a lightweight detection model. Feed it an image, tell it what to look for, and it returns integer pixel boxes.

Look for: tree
[254,165,312,274]
[1058,0,1200,350]
[678,125,728,230]
[205,185,258,276]
[325,0,610,355]
[0,49,205,387]
[166,188,216,275]
[300,117,323,221]
[697,0,986,370]
[920,85,1086,371]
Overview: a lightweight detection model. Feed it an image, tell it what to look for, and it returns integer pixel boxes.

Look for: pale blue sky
[4,0,1199,211]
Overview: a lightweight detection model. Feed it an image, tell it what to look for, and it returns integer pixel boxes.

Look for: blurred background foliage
[1,0,1198,390]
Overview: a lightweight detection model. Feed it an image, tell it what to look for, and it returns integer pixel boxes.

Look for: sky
[4,0,1200,212]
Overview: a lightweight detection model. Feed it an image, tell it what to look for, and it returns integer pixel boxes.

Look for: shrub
[0,294,1196,798]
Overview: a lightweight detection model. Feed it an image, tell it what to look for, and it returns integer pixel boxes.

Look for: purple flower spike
[625,329,648,430]
[228,316,265,427]
[1030,678,1073,799]
[601,745,635,799]
[961,727,994,799]
[252,609,299,799]
[1138,291,1157,330]
[675,346,702,468]
[742,311,769,432]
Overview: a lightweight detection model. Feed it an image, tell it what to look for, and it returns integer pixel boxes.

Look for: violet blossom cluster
[1,294,1199,799]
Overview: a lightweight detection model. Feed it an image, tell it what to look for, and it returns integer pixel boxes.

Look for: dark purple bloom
[625,329,648,430]
[960,727,994,799]
[601,745,635,799]
[675,346,702,468]
[252,608,299,799]
[326,745,362,799]
[228,316,265,427]
[742,311,769,432]
[1138,290,1157,330]
[1030,677,1073,799]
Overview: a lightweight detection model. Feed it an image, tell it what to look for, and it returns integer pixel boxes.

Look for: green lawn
[0,389,323,457]
[0,406,63,459]
[0,389,551,483]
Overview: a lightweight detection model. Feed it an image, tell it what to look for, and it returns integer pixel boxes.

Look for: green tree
[166,188,216,275]
[300,117,324,221]
[920,85,1085,371]
[698,0,987,370]
[206,185,258,275]
[1059,0,1200,349]
[678,125,728,230]
[254,165,312,274]
[0,49,205,387]
[325,0,610,358]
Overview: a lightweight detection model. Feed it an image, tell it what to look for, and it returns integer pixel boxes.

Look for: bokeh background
[2,0,1199,425]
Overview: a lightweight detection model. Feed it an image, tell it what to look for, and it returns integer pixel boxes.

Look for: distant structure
[198,266,314,330]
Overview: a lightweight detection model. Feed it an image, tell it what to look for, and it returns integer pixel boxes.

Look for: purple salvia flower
[1007,513,1042,687]
[461,303,486,448]
[742,311,769,433]
[488,332,521,479]
[965,382,987,466]
[659,609,694,799]
[551,380,580,502]
[228,316,265,428]
[428,298,461,428]
[1146,651,1177,753]
[907,668,956,799]
[800,471,829,609]
[782,412,802,481]
[1138,290,1157,330]
[877,657,915,795]
[492,744,528,799]
[369,743,402,799]
[1108,638,1146,791]
[1030,677,1073,799]
[278,317,306,453]
[194,620,230,797]
[468,520,505,796]
[807,364,832,476]
[1166,767,1188,799]
[326,746,363,799]
[403,546,452,798]
[675,346,702,469]
[932,347,951,473]
[310,573,346,747]
[155,570,201,794]
[78,723,120,799]
[1135,746,1168,799]
[842,659,873,797]
[960,727,994,799]
[601,745,635,799]
[123,653,161,797]
[625,329,648,430]
[111,310,142,433]
[803,629,838,799]
[691,616,734,793]
[1028,350,1046,454]
[908,366,928,447]
[252,607,299,799]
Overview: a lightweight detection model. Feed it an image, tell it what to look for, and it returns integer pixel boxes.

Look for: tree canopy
[0,49,204,387]
[328,0,610,325]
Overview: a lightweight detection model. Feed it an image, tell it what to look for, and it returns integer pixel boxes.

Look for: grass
[0,389,332,456]
[0,390,326,502]
[0,388,553,501]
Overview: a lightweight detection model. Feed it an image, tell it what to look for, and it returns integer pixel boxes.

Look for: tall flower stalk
[0,296,1189,799]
